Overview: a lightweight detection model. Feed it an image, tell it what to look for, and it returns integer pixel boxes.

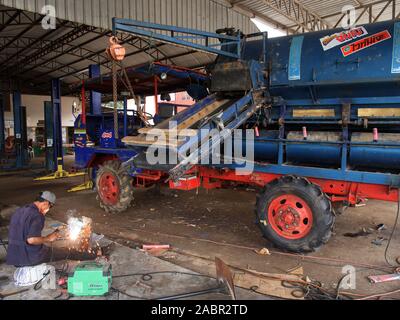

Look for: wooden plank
[138,128,199,137]
[150,98,229,130]
[122,135,183,148]
[358,108,400,117]
[233,268,304,300]
[123,98,231,147]
[176,99,230,130]
[293,109,335,118]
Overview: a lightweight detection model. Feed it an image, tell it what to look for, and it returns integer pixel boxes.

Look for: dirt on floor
[0,156,400,300]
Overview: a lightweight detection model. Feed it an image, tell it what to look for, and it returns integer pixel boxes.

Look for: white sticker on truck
[320,26,368,51]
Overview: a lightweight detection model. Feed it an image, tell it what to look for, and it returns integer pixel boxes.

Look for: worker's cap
[40,191,56,205]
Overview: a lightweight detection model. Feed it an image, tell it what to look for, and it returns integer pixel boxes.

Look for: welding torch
[50,224,69,241]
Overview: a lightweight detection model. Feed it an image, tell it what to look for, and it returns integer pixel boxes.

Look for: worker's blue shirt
[6,204,49,267]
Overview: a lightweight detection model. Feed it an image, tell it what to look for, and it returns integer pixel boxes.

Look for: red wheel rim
[267,194,313,240]
[98,172,120,205]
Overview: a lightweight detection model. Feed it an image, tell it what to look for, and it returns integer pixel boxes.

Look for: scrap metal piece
[376,224,387,231]
[371,237,387,246]
[368,273,400,284]
[343,228,372,238]
[215,257,236,300]
[157,258,236,300]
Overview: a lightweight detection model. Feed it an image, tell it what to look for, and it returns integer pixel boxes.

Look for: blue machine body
[74,113,140,169]
[243,20,400,100]
[237,19,400,186]
[75,18,400,188]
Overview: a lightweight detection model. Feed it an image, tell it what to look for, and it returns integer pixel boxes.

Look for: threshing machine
[74,18,400,253]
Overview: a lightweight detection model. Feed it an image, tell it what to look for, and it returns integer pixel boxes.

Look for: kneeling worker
[6,191,100,268]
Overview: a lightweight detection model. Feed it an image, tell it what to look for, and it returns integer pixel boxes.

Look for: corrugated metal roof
[229,0,400,33]
[0,0,258,94]
[1,0,399,95]
[0,0,258,32]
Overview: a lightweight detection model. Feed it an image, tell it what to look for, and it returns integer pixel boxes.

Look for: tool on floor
[0,288,30,300]
[157,257,236,300]
[0,276,8,285]
[67,261,112,297]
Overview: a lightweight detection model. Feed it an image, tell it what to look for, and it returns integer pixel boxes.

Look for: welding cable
[335,271,353,300]
[55,262,70,278]
[50,242,54,263]
[113,271,277,300]
[356,288,400,300]
[53,292,71,300]
[109,287,147,300]
[33,270,51,291]
[384,192,400,267]
[112,272,218,300]
[113,271,217,281]
[124,226,395,272]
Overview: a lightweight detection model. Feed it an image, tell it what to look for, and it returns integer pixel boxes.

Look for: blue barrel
[253,130,280,162]
[350,133,400,170]
[243,20,400,100]
[232,130,279,163]
[286,132,342,166]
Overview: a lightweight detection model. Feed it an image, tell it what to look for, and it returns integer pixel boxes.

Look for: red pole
[81,80,86,125]
[154,76,159,115]
[373,128,379,142]
[303,126,308,140]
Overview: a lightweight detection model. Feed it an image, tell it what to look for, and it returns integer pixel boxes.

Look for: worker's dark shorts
[40,246,98,264]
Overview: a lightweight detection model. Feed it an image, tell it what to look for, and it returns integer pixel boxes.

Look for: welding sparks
[67,217,84,241]
[66,216,93,253]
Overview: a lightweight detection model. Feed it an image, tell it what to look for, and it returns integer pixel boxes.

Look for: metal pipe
[89,64,102,115]
[154,76,159,115]
[0,95,4,154]
[51,79,63,172]
[81,80,86,126]
[123,96,128,138]
[13,91,23,169]
[254,138,400,147]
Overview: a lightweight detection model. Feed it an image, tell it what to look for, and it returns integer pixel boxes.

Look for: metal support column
[0,95,4,154]
[12,92,24,168]
[44,101,55,171]
[89,65,102,115]
[51,79,63,172]
[35,80,86,181]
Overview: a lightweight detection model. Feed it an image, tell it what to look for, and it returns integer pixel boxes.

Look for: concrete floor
[0,156,399,300]
[0,218,267,300]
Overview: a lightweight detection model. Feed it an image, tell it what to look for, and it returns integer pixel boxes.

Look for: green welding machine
[67,262,112,296]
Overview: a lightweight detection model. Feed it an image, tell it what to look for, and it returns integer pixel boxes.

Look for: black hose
[384,192,400,267]
[34,270,51,291]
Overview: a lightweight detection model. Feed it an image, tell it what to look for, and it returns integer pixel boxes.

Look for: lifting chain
[106,35,127,140]
[112,59,119,140]
[107,35,151,132]
[119,61,151,127]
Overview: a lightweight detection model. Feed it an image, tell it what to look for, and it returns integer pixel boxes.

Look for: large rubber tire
[256,176,335,253]
[96,160,134,214]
